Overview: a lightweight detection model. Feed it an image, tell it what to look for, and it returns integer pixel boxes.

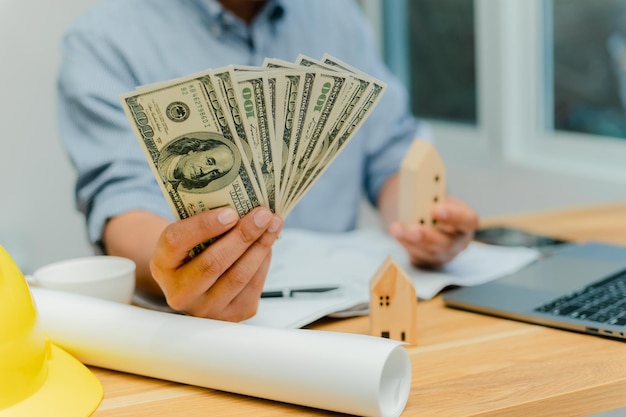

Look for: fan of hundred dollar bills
[121,54,386,222]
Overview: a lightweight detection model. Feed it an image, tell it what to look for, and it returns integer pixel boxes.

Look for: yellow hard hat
[0,245,103,416]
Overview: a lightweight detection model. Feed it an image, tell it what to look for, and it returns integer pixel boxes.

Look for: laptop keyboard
[534,269,626,326]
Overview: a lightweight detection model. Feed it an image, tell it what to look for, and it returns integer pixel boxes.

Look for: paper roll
[32,288,411,417]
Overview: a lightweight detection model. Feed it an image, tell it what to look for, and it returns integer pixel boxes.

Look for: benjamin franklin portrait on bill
[158,132,242,194]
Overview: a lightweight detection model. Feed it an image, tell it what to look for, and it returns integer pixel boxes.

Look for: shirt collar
[191,0,285,28]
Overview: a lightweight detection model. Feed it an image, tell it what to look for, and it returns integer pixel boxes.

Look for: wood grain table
[91,203,626,417]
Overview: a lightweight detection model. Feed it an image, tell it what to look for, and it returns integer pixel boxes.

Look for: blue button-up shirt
[58,0,428,246]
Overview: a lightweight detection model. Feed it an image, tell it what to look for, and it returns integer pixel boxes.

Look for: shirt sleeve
[57,18,173,248]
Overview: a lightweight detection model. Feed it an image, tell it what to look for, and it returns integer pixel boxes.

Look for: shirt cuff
[87,188,174,247]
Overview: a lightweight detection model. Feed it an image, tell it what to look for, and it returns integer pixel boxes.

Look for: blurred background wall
[0,0,99,272]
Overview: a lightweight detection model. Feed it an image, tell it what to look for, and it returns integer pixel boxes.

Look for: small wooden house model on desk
[369,256,418,345]
[398,138,446,227]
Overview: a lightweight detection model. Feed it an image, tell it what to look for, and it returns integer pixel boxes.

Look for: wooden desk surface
[91,203,626,417]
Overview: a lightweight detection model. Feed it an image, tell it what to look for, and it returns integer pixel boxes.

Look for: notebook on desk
[442,241,626,341]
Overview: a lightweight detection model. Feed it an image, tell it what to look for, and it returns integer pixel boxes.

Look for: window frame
[379,0,626,183]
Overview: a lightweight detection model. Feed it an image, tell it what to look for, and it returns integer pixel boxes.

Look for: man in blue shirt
[58,0,479,320]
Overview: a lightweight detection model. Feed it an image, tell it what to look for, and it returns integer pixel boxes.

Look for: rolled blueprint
[32,288,411,417]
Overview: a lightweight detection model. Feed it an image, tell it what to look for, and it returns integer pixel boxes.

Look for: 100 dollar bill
[283,55,387,215]
[120,72,263,222]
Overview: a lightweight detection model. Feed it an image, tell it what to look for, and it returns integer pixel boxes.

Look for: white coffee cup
[27,256,136,304]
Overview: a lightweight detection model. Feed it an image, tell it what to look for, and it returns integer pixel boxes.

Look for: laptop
[442,241,626,341]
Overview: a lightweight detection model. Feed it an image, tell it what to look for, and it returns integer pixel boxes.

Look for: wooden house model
[398,138,446,227]
[369,256,418,345]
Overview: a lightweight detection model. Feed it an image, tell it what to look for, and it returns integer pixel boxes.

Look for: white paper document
[32,288,411,417]
[244,228,540,328]
[133,228,540,329]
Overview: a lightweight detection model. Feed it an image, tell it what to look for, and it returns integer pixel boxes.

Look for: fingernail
[437,208,448,220]
[218,208,239,224]
[254,209,272,228]
[268,216,282,233]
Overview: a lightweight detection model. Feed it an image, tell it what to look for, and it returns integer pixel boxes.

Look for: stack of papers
[134,228,539,328]
[245,228,540,328]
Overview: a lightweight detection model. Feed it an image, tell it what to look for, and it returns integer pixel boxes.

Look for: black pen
[260,286,340,298]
